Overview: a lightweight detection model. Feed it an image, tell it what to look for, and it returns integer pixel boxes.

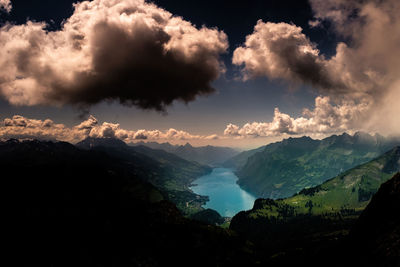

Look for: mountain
[77,137,212,214]
[131,141,239,166]
[75,136,128,149]
[5,139,257,266]
[236,132,400,198]
[222,145,267,170]
[229,149,399,267]
[230,147,399,241]
[132,141,178,152]
[190,208,225,226]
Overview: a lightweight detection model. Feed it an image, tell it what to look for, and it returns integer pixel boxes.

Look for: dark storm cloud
[0,0,228,111]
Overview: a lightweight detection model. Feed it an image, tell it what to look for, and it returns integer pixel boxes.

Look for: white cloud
[224,96,369,138]
[0,0,11,13]
[0,115,220,143]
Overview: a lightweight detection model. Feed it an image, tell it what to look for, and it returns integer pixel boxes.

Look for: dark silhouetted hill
[77,137,212,214]
[5,139,257,266]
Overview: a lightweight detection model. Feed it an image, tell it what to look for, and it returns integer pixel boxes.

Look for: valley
[5,136,400,266]
[2,0,400,265]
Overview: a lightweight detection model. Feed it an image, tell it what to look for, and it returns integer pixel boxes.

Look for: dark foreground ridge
[347,172,400,267]
[5,139,255,266]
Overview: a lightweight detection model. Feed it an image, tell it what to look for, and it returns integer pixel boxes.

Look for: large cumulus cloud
[0,115,219,143]
[232,0,400,136]
[0,0,228,111]
[233,21,345,93]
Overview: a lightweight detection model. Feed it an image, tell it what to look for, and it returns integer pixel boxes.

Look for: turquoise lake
[190,168,256,217]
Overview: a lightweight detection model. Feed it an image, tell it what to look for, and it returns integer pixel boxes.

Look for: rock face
[348,172,400,267]
[235,132,400,198]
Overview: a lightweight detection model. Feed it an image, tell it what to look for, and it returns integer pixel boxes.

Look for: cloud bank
[224,96,369,138]
[0,115,219,143]
[0,0,11,13]
[0,0,228,111]
[232,0,400,136]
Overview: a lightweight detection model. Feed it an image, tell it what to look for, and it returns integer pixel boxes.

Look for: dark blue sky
[0,0,339,147]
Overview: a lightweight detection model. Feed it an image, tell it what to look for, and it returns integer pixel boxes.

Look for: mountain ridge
[130,140,240,166]
[235,132,400,198]
[230,146,400,240]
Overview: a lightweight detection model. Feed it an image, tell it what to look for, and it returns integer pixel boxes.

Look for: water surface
[190,168,256,217]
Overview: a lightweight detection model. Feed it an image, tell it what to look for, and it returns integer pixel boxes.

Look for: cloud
[0,115,220,143]
[233,0,400,136]
[0,0,11,13]
[224,96,369,138]
[233,21,344,92]
[232,20,376,99]
[0,115,84,141]
[0,0,228,111]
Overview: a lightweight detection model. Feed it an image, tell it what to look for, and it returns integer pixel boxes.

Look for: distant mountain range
[232,132,400,198]
[131,141,239,166]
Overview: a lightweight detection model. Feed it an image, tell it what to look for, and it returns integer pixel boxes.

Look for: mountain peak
[76,137,127,150]
[354,131,371,137]
[183,142,193,148]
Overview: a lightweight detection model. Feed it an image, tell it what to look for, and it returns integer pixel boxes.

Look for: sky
[0,0,399,148]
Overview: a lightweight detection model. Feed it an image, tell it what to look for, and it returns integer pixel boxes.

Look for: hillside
[76,137,212,214]
[236,132,400,198]
[5,139,257,266]
[222,144,267,170]
[229,148,399,266]
[131,141,239,166]
[230,147,399,241]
